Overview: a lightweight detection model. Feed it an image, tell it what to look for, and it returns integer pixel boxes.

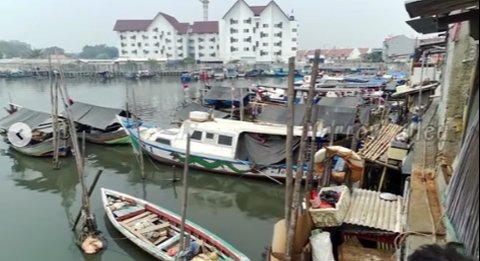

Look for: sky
[0,0,418,52]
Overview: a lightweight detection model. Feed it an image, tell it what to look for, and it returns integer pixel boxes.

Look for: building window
[166,39,172,43]
[244,47,250,51]
[199,45,205,50]
[210,46,215,50]
[274,41,282,47]
[143,50,149,54]
[153,36,158,39]
[206,133,214,140]
[210,53,216,57]
[274,22,283,28]
[275,51,282,56]
[142,35,148,40]
[210,37,216,42]
[260,51,268,56]
[122,50,128,54]
[121,43,127,47]
[137,42,142,47]
[263,42,269,47]
[244,37,252,43]
[131,43,135,47]
[263,24,269,28]
[274,32,283,38]
[256,22,260,28]
[230,37,238,43]
[155,42,160,47]
[199,53,205,57]
[167,32,171,35]
[292,38,297,42]
[168,47,172,50]
[199,38,204,42]
[260,32,268,38]
[155,50,159,54]
[292,28,298,33]
[230,47,238,52]
[120,35,126,40]
[244,18,252,24]
[130,35,136,40]
[230,19,239,25]
[292,47,297,51]
[132,50,138,54]
[218,135,233,146]
[230,28,238,34]
[243,29,250,33]
[178,39,183,43]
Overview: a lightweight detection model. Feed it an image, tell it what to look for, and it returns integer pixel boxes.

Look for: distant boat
[102,188,251,261]
[245,69,263,78]
[180,72,192,83]
[62,101,132,145]
[0,105,70,157]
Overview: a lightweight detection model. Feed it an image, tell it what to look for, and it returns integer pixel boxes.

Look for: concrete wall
[383,35,416,62]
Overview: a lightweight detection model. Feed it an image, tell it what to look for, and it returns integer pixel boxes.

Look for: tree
[42,46,65,56]
[29,49,43,58]
[0,40,32,58]
[79,45,118,59]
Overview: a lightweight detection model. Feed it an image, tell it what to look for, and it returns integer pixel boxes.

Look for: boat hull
[10,137,70,157]
[81,129,131,145]
[101,188,250,261]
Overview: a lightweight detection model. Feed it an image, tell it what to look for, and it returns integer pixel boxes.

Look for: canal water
[0,77,287,261]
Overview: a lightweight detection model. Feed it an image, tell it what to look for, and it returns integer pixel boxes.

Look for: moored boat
[117,113,319,180]
[102,188,250,261]
[0,105,70,157]
[63,101,132,145]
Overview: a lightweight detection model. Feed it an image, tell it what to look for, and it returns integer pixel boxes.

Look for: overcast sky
[0,0,417,52]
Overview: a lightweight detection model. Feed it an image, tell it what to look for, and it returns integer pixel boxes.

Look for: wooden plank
[153,236,168,245]
[157,234,181,249]
[123,214,157,226]
[138,223,170,234]
[120,211,150,225]
[121,222,153,243]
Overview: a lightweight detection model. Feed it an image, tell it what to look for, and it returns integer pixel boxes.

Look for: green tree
[362,52,384,63]
[42,46,65,56]
[79,45,118,59]
[0,40,32,58]
[29,49,43,58]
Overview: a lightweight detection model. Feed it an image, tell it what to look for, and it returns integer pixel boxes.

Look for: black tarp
[175,103,229,121]
[204,86,251,101]
[62,102,125,130]
[256,97,370,134]
[0,108,51,131]
[236,133,300,166]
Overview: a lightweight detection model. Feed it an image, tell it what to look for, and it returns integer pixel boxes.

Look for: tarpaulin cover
[63,102,124,130]
[0,108,51,131]
[204,86,250,101]
[175,103,229,121]
[236,133,300,166]
[256,97,370,133]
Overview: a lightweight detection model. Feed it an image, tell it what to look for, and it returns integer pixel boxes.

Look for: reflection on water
[0,77,286,260]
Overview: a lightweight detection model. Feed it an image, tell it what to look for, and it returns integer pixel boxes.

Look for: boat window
[155,138,171,146]
[191,131,203,140]
[218,135,233,146]
[206,133,215,140]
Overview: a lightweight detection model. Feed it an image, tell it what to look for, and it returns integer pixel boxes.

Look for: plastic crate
[309,185,351,227]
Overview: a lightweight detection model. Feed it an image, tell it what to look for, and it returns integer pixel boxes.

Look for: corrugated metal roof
[344,189,404,233]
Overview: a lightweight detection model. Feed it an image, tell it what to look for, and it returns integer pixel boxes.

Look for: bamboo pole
[49,58,60,169]
[72,170,103,230]
[286,49,320,260]
[306,106,319,194]
[240,86,245,121]
[131,88,145,180]
[178,122,191,260]
[285,57,295,229]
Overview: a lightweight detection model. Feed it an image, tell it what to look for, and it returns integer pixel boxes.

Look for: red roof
[114,20,152,32]
[192,21,219,34]
[250,5,268,16]
[325,48,355,58]
[358,48,370,55]
[113,12,189,34]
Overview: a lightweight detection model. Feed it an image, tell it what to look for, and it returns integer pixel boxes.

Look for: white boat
[102,188,250,261]
[118,114,323,180]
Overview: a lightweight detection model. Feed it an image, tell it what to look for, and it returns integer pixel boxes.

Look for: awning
[0,108,51,131]
[62,101,125,130]
[391,83,439,98]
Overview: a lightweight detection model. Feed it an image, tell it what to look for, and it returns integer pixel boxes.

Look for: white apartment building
[114,13,220,62]
[219,0,299,64]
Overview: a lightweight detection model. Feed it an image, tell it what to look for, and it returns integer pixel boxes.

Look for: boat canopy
[256,97,370,133]
[236,133,300,166]
[0,108,52,132]
[175,103,229,121]
[63,101,126,130]
[204,86,251,102]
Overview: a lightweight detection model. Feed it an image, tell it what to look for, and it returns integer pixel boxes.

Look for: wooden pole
[72,170,103,230]
[306,106,319,194]
[49,58,60,169]
[285,57,295,230]
[178,122,191,260]
[240,87,245,121]
[132,88,145,180]
[286,49,320,260]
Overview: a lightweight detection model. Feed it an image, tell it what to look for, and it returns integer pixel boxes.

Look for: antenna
[199,0,210,21]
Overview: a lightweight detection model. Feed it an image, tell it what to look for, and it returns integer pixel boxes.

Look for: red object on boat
[320,201,334,209]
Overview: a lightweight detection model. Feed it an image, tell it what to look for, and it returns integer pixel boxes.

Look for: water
[0,77,287,261]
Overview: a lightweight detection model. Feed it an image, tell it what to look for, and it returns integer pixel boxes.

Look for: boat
[181,72,193,83]
[0,105,70,157]
[63,101,132,145]
[245,69,263,78]
[203,86,254,111]
[101,188,250,261]
[225,65,238,79]
[117,113,321,180]
[213,68,225,81]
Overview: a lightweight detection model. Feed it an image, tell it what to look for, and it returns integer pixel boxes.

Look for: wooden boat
[102,188,250,261]
[0,106,70,157]
[63,101,131,145]
[117,113,319,180]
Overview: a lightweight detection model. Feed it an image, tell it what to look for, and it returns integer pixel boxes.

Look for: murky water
[0,77,287,261]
